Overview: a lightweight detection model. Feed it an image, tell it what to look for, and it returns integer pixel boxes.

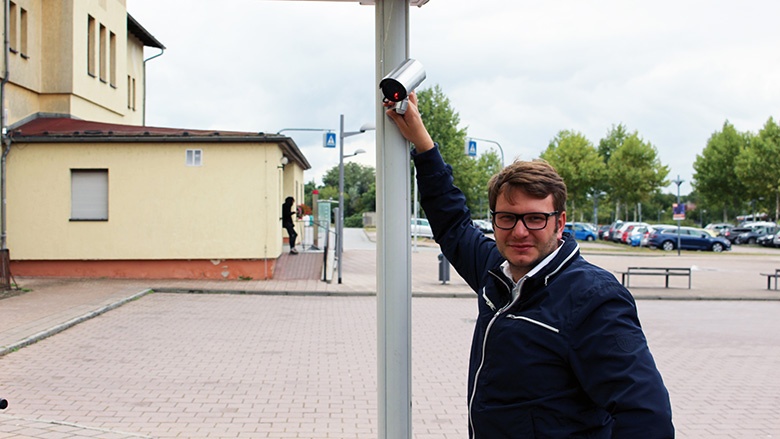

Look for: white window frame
[71,169,108,221]
[186,149,203,166]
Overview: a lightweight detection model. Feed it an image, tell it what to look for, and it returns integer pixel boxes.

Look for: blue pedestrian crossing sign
[466,139,477,157]
[324,132,337,148]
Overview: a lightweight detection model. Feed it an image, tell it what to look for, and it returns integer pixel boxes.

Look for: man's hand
[384,92,435,153]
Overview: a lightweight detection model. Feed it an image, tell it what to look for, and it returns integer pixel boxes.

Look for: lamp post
[466,136,505,167]
[672,175,684,256]
[338,113,375,284]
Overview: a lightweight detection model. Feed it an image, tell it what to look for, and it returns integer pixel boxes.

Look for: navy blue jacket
[413,146,674,438]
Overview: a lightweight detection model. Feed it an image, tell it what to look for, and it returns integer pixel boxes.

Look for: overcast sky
[128,0,780,195]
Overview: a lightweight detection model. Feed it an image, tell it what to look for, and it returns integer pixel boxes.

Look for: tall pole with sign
[672,175,685,256]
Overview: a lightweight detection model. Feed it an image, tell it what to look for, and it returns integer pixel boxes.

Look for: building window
[109,31,117,87]
[87,15,96,76]
[186,149,203,166]
[19,7,27,57]
[71,170,108,221]
[9,2,17,53]
[127,75,137,110]
[99,24,107,82]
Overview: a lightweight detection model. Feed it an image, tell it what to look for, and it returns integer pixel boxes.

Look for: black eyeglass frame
[490,210,560,231]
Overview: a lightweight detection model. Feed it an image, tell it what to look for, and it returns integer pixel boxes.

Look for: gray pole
[338,114,345,284]
[673,175,684,256]
[376,0,412,437]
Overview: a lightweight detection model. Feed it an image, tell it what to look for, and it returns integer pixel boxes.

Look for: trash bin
[438,253,450,284]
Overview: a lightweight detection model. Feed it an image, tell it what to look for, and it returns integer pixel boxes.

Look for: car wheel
[748,237,757,245]
[661,241,675,251]
[586,235,595,241]
[711,242,724,252]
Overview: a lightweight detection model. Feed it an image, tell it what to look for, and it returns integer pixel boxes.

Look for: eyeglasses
[490,211,559,231]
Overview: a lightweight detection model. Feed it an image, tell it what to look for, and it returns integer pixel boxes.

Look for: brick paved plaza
[1,238,780,438]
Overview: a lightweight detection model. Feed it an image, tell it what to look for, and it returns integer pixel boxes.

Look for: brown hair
[488,159,567,213]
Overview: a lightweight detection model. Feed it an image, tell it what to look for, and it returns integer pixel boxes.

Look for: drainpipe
[1,0,12,251]
[142,47,164,126]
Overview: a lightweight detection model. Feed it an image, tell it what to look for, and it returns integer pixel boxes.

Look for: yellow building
[1,0,310,280]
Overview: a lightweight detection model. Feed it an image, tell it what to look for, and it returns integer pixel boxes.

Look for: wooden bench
[618,267,692,289]
[759,269,780,290]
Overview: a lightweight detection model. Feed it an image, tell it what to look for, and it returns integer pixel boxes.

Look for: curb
[0,289,153,357]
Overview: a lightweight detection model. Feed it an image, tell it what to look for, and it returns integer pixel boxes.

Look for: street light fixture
[672,175,685,256]
[338,114,375,284]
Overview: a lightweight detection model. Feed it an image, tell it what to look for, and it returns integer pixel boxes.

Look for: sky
[128,0,780,195]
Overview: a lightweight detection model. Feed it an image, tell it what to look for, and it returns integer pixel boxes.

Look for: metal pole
[376,1,412,437]
[673,175,684,256]
[338,114,345,284]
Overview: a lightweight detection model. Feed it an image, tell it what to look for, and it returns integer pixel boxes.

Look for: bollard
[438,253,450,284]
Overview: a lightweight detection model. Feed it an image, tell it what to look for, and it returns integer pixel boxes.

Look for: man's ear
[557,211,567,238]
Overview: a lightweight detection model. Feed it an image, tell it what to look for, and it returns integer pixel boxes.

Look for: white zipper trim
[469,273,519,438]
[506,314,560,333]
[481,287,496,311]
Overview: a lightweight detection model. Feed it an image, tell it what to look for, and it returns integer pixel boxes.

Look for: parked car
[647,226,731,252]
[758,232,778,247]
[705,223,733,237]
[725,222,777,244]
[597,225,611,240]
[614,222,649,244]
[565,222,597,241]
[735,225,777,245]
[723,226,752,243]
[411,218,434,238]
[472,219,494,234]
[606,220,624,241]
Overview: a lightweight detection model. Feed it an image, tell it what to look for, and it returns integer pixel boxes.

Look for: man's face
[493,189,566,281]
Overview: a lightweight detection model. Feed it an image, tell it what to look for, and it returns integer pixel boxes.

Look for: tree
[321,162,376,221]
[416,86,501,216]
[735,117,780,220]
[541,130,606,222]
[598,123,629,165]
[607,131,669,221]
[692,121,749,222]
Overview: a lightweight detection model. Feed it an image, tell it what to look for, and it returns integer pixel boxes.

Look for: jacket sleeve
[567,279,675,438]
[412,145,503,292]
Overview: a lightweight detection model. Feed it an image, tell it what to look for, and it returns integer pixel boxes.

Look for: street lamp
[672,175,685,256]
[338,114,375,284]
[466,136,505,167]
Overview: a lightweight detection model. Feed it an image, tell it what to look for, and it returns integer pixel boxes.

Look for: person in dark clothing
[384,93,674,438]
[282,196,298,255]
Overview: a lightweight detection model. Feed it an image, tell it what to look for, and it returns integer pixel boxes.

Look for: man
[385,93,674,438]
[282,196,298,255]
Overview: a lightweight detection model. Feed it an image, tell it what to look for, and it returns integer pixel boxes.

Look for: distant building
[1,0,310,279]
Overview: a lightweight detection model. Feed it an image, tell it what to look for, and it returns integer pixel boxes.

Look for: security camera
[379,59,426,114]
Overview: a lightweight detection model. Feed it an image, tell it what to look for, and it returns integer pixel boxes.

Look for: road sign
[466,139,477,157]
[324,132,337,148]
[673,203,686,220]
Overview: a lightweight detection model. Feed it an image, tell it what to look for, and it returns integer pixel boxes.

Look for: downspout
[142,47,164,126]
[1,0,12,251]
